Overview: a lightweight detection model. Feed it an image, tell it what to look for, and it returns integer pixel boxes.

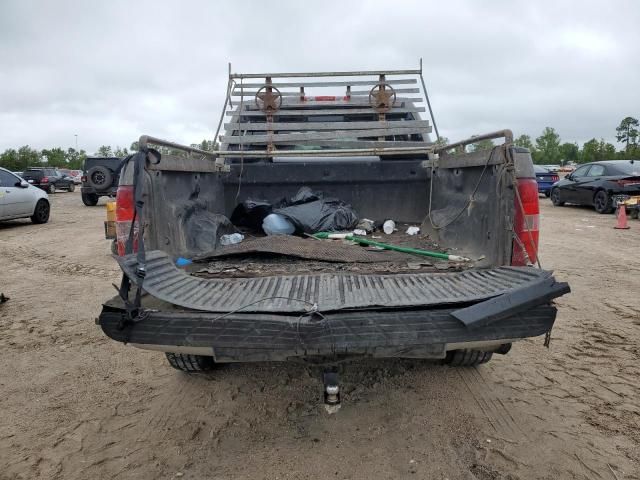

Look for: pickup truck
[97,67,569,398]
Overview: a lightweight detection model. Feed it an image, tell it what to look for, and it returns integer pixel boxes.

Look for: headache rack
[213,60,440,160]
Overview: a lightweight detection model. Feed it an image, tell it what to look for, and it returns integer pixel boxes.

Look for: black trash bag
[178,200,238,255]
[230,199,272,230]
[287,186,320,205]
[273,188,358,234]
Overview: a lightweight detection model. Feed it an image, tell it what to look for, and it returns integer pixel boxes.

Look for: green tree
[190,139,219,152]
[468,135,494,152]
[65,148,87,169]
[515,134,538,162]
[114,146,129,157]
[581,139,598,163]
[41,147,67,167]
[581,138,616,163]
[616,116,639,151]
[515,134,534,151]
[535,127,561,165]
[621,144,640,160]
[97,145,113,156]
[0,149,20,171]
[559,142,579,164]
[599,140,616,159]
[130,141,139,151]
[17,145,42,170]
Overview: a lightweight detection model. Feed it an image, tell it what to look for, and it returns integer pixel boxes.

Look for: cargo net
[218,69,435,159]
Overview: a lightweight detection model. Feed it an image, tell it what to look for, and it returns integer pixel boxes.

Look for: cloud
[0,0,638,153]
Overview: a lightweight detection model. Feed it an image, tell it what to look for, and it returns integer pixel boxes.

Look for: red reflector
[41,177,49,183]
[81,175,87,182]
[512,178,540,266]
[303,96,351,102]
[115,186,136,256]
[313,96,336,101]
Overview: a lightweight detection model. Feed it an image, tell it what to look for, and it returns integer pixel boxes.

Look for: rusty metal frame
[149,63,515,163]
[219,61,439,154]
[434,130,514,154]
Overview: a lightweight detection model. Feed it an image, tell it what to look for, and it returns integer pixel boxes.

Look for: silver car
[0,167,50,223]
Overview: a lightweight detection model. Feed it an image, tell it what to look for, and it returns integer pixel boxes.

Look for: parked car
[550,160,640,213]
[81,157,121,206]
[534,165,559,197]
[20,167,75,194]
[97,67,570,389]
[59,168,82,184]
[0,167,50,223]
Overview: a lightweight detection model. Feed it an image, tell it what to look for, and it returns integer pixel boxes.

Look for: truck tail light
[512,178,540,266]
[41,177,49,183]
[115,185,137,256]
[81,175,87,183]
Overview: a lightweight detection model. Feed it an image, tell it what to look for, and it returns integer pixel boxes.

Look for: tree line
[0,140,217,172]
[513,115,639,165]
[1,117,638,171]
[439,116,639,165]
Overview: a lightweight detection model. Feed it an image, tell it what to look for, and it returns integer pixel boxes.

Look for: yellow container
[106,201,116,222]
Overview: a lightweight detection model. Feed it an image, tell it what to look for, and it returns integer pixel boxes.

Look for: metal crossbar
[214,60,441,158]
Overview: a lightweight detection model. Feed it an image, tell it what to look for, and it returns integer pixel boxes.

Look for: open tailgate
[117,250,568,318]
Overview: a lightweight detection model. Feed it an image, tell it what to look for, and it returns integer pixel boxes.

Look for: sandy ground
[1,191,639,480]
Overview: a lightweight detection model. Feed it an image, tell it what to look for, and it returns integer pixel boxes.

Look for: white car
[0,167,50,223]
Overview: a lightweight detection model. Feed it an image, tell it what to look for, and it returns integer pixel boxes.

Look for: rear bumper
[537,182,553,193]
[98,302,558,362]
[81,186,116,196]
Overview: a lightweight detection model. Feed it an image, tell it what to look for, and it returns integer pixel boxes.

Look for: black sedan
[550,160,640,213]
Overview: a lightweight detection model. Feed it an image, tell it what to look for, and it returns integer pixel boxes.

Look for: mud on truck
[98,66,569,404]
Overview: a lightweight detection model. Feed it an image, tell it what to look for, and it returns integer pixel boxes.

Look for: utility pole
[74,134,78,151]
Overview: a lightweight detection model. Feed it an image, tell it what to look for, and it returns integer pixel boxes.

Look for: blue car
[534,165,559,197]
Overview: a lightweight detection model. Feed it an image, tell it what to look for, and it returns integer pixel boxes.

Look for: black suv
[21,168,75,194]
[81,157,121,206]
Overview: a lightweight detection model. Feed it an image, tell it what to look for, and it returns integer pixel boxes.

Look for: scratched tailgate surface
[118,250,551,314]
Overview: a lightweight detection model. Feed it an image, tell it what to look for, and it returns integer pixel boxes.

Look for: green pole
[313,232,470,262]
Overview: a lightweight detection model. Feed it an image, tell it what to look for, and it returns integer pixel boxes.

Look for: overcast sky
[1,0,638,154]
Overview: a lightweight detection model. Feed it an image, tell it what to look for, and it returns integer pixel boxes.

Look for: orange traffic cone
[614,203,630,229]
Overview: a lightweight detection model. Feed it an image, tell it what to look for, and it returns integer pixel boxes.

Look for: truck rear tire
[445,349,493,367]
[165,352,216,372]
[82,193,99,206]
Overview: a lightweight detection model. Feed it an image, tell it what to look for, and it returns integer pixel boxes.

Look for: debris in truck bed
[230,199,272,230]
[231,187,358,235]
[192,256,454,279]
[193,234,415,263]
[178,200,238,255]
[314,233,471,262]
[191,227,465,278]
